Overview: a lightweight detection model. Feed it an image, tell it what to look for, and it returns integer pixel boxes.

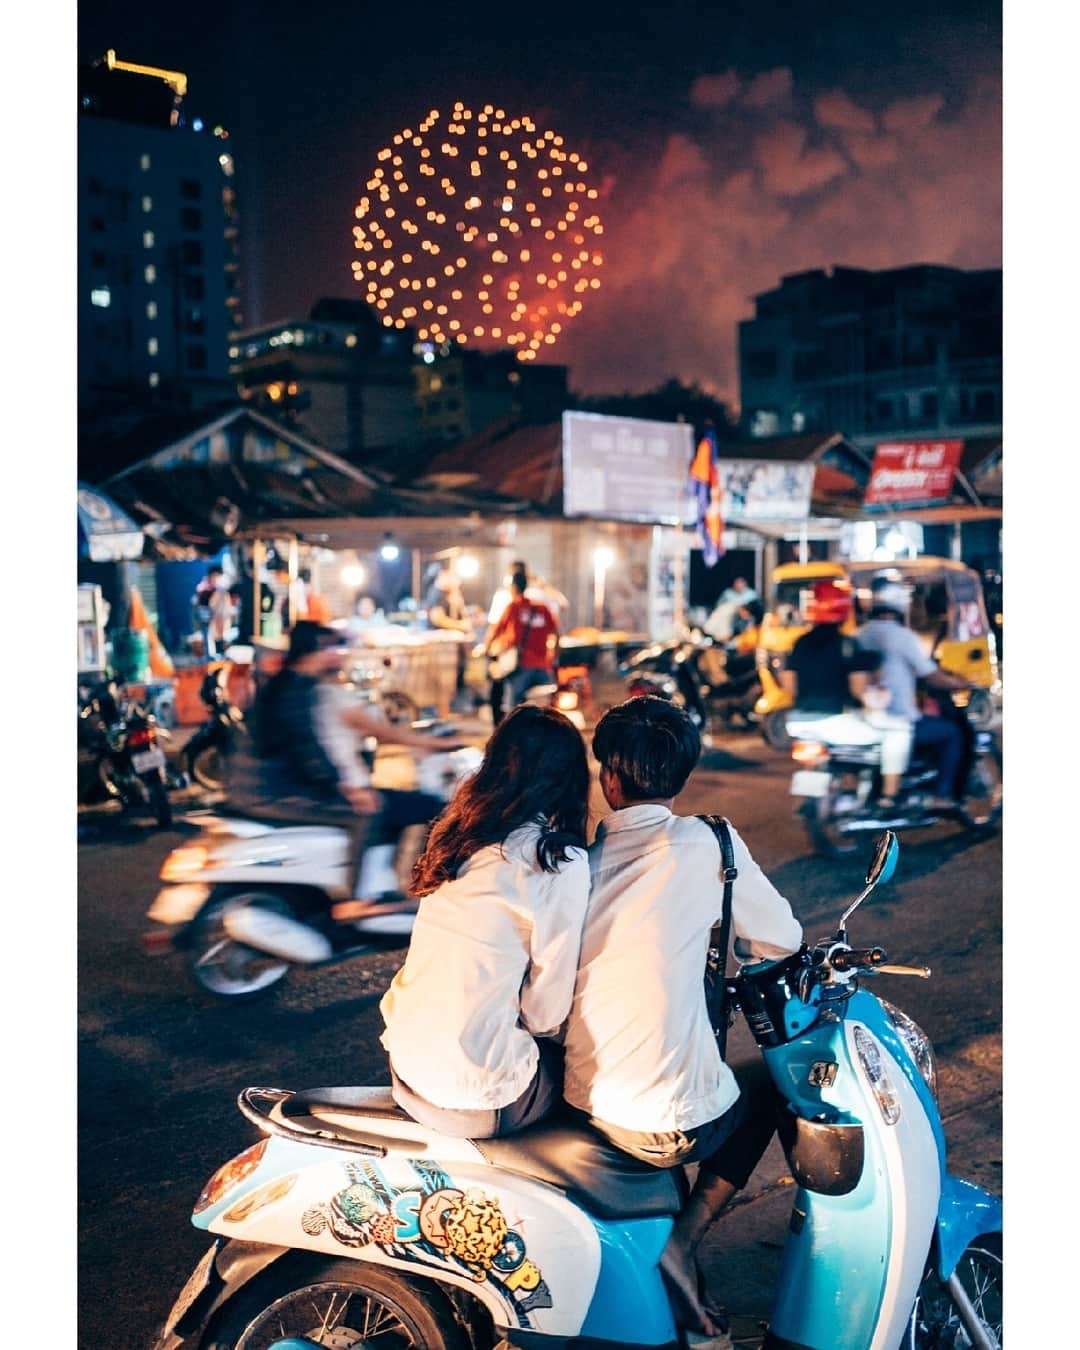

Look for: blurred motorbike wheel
[199,1253,469,1350]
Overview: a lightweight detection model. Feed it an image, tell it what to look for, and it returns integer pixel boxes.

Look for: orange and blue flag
[688,425,724,566]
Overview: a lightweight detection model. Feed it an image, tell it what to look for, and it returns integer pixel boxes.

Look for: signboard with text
[864,439,964,507]
[562,411,695,524]
[715,459,814,522]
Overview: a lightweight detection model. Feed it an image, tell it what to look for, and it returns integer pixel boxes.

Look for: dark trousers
[390,1038,564,1139]
[587,1060,788,1191]
[490,676,507,727]
[913,713,965,797]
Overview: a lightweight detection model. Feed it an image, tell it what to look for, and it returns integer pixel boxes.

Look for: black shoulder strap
[697,813,737,1059]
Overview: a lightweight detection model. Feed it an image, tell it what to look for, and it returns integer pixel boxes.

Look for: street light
[593,545,615,629]
[379,533,401,563]
[341,563,366,588]
[456,553,480,580]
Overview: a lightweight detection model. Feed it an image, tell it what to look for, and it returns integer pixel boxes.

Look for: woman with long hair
[380,704,591,1138]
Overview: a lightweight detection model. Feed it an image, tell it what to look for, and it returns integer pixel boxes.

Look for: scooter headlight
[853,1025,902,1126]
[880,999,938,1100]
[160,844,212,880]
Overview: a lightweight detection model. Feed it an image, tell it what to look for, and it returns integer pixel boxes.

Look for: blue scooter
[152,832,1001,1350]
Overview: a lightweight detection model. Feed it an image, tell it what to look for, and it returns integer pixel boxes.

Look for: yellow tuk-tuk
[755,556,999,746]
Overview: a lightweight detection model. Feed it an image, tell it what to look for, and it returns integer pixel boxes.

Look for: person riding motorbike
[781,579,877,715]
[228,622,454,904]
[856,578,971,812]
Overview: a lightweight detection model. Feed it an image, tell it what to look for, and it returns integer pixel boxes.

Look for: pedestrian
[482,559,528,727]
[192,563,225,658]
[298,567,332,625]
[486,568,559,716]
[425,565,474,714]
[561,696,803,1343]
[380,705,591,1138]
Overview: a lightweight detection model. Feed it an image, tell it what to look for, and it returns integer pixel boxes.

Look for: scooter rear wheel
[189,890,292,999]
[904,1232,1002,1348]
[200,1253,471,1349]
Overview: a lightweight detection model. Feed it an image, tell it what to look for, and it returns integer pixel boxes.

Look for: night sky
[78,0,1001,404]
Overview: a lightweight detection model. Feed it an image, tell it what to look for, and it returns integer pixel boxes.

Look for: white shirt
[380,823,590,1110]
[315,682,371,790]
[562,806,802,1133]
[857,619,936,722]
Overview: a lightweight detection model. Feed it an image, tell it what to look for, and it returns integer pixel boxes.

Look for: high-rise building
[230,299,419,456]
[78,50,241,412]
[738,265,1001,444]
[413,345,569,442]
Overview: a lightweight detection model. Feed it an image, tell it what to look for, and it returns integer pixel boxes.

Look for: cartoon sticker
[301,1159,553,1326]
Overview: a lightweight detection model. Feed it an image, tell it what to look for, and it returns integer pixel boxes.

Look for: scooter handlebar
[828,946,887,972]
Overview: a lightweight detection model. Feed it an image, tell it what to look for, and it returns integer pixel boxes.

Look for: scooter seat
[285,1093,685,1219]
[473,1112,687,1220]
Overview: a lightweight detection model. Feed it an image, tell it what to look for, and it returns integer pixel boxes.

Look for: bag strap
[697,813,737,1059]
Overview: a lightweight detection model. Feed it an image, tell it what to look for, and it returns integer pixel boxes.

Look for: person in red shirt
[487,570,559,716]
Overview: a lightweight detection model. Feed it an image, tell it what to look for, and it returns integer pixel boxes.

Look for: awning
[77,482,144,562]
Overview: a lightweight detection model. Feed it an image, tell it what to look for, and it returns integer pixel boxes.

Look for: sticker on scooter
[301,1158,554,1324]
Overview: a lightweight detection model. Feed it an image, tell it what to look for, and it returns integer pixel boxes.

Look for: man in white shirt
[562,696,802,1343]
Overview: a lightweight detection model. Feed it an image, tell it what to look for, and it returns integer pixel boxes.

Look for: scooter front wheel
[800,794,858,859]
[905,1232,1002,1349]
[188,740,227,791]
[188,891,292,999]
[761,708,792,750]
[199,1252,472,1349]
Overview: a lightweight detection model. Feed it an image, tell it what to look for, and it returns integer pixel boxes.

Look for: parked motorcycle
[185,664,246,792]
[623,632,761,732]
[789,702,1003,859]
[78,680,178,828]
[151,831,1002,1350]
[144,743,483,998]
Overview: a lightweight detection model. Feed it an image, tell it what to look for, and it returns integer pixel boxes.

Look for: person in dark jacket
[230,622,451,898]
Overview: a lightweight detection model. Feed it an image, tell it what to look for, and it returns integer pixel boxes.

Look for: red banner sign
[864,439,964,506]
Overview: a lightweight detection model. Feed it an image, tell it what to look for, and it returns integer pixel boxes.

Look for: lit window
[140,154,151,171]
[142,196,152,213]
[148,338,159,356]
[90,287,111,308]
[144,264,156,284]
[147,301,158,320]
[143,231,154,249]
[149,372,160,387]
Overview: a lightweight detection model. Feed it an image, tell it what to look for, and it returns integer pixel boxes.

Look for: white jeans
[787,710,913,776]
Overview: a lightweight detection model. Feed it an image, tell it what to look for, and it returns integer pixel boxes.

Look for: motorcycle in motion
[185,664,246,792]
[622,633,761,733]
[788,700,1003,859]
[144,741,482,998]
[152,831,1002,1350]
[78,679,178,828]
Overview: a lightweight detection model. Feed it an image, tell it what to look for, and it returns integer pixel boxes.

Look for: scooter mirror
[840,831,899,934]
[866,831,899,889]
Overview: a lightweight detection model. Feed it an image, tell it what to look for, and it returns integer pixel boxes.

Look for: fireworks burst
[352,103,604,361]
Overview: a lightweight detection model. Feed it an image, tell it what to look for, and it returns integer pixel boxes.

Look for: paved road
[77,725,1002,1349]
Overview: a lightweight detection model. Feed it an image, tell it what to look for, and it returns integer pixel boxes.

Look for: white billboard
[561,411,695,524]
[716,460,814,522]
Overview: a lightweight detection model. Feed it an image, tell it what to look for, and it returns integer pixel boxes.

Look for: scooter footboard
[933,1174,1002,1282]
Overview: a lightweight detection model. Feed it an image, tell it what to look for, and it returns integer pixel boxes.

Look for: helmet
[806,578,853,625]
[870,578,911,617]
